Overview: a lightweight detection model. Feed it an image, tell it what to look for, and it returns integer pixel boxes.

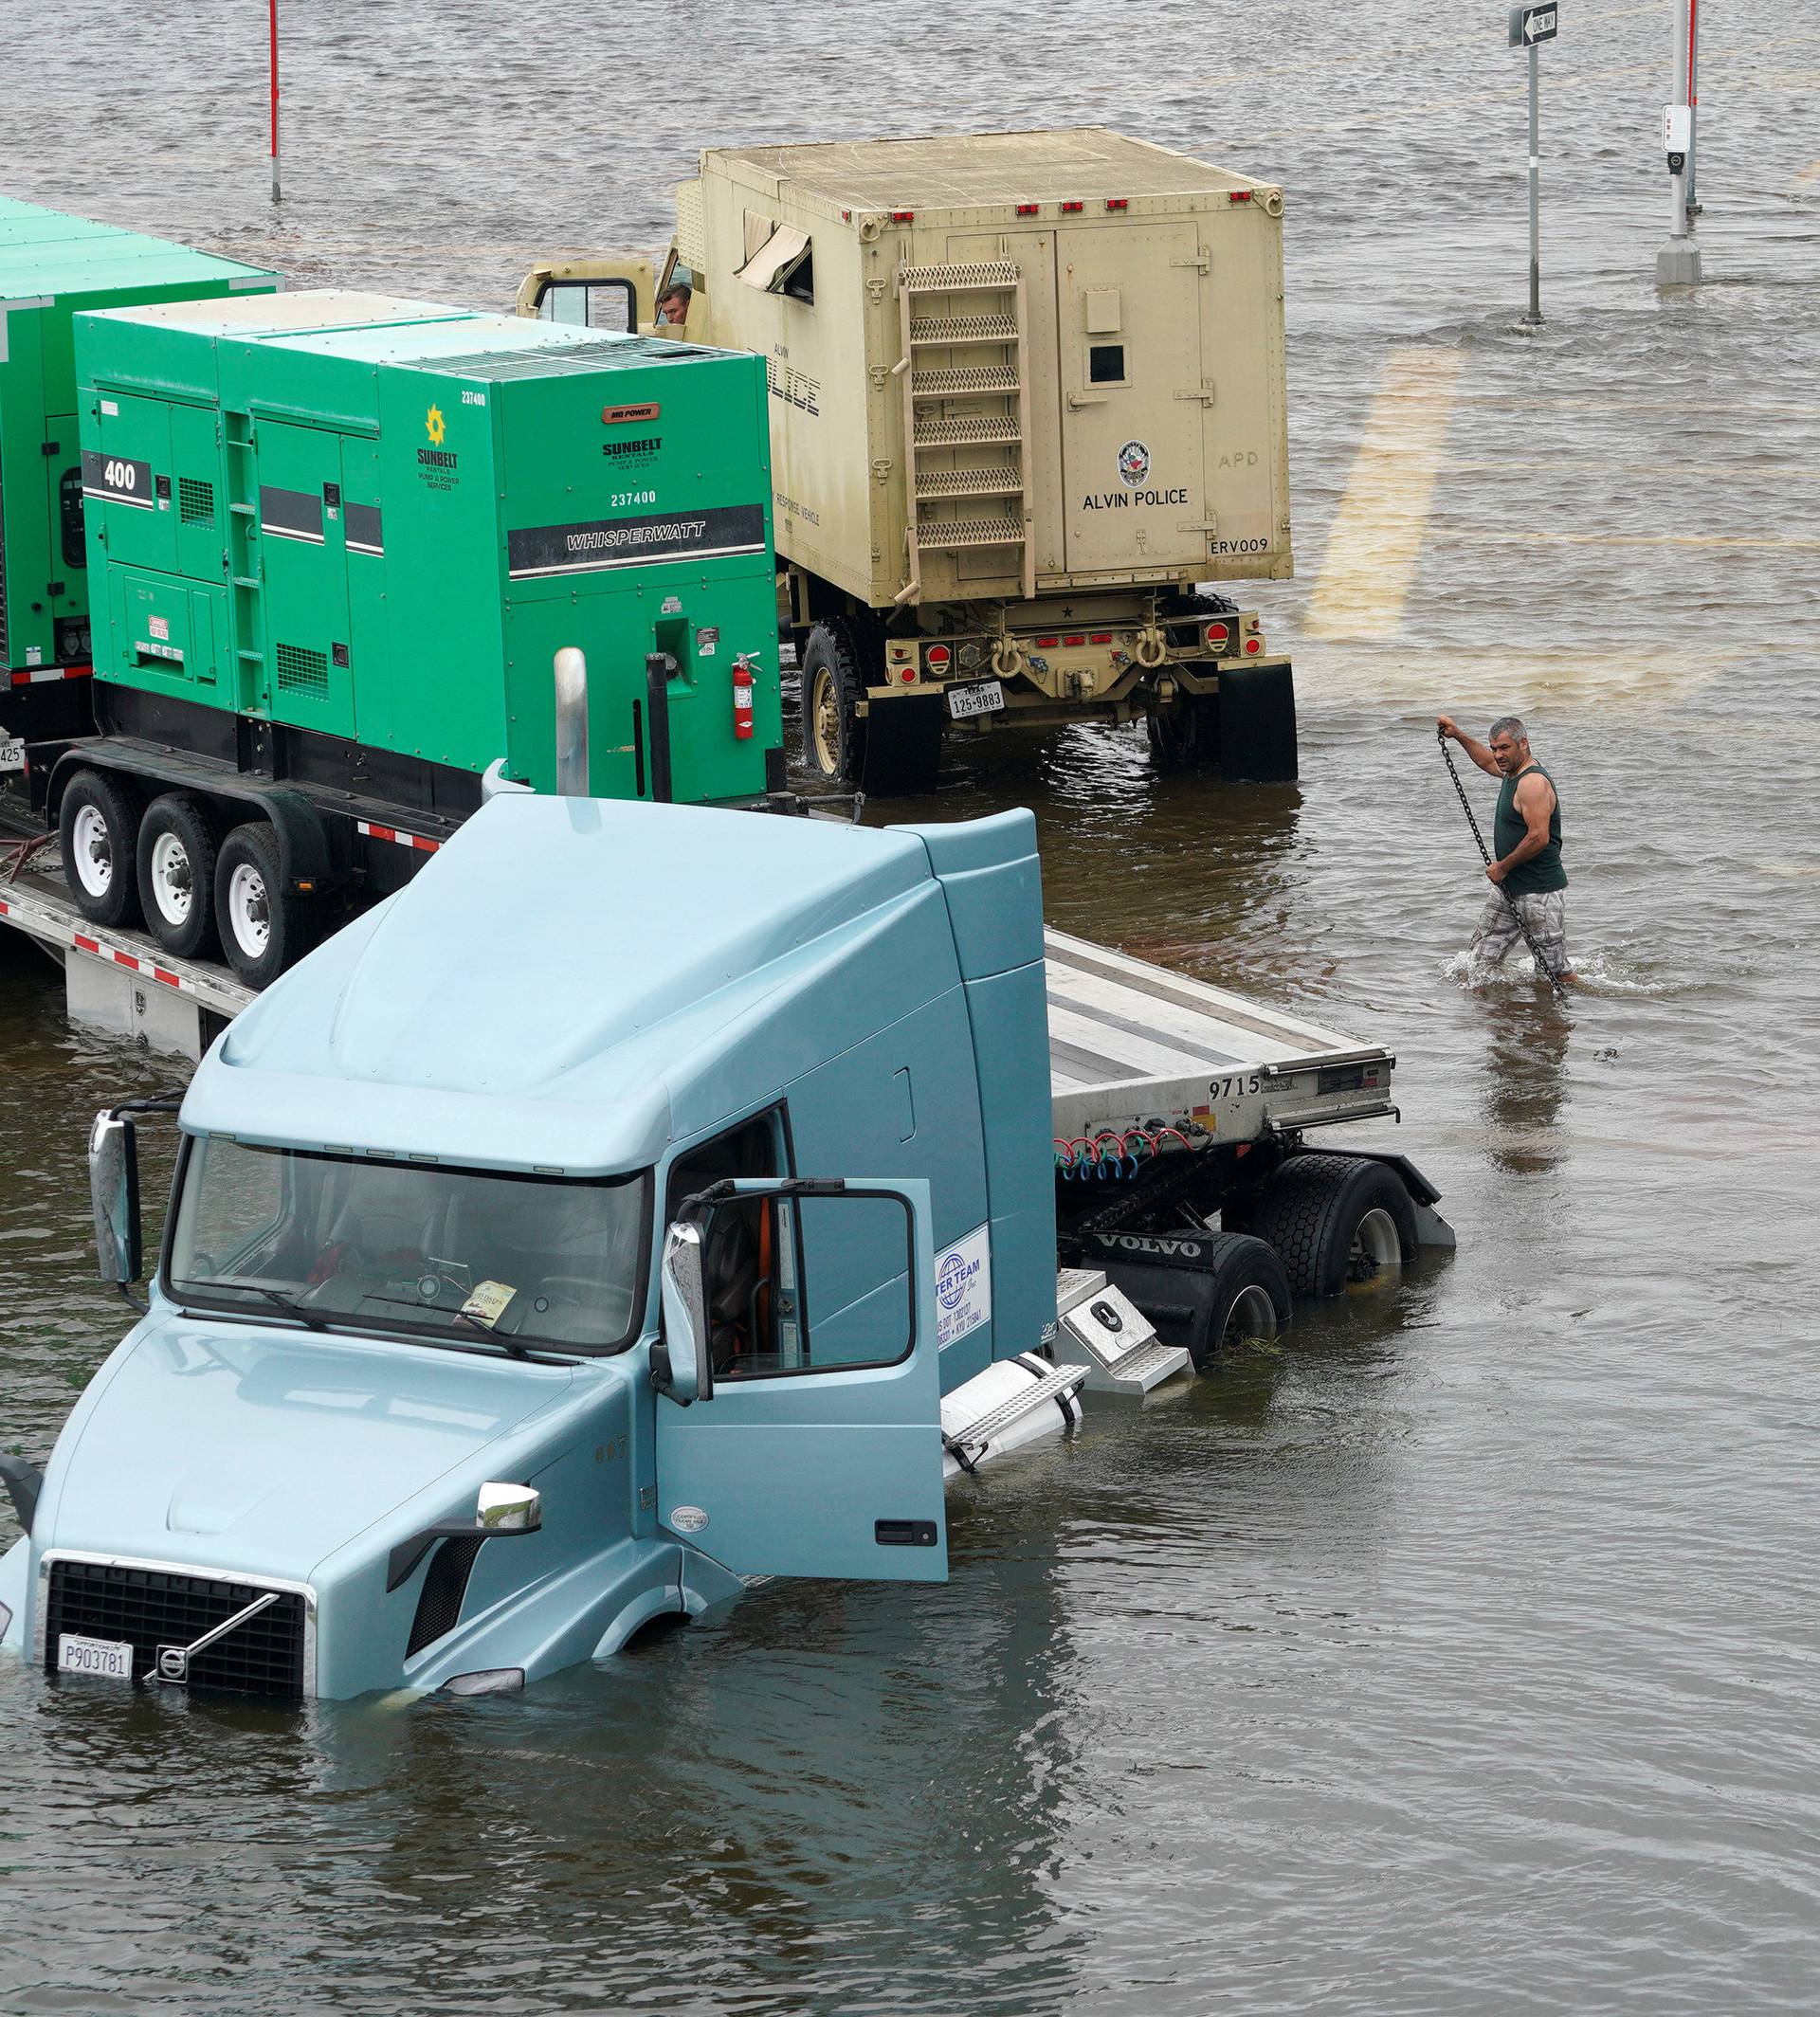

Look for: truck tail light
[1228,190,1253,204]
[1245,638,1262,654]
[732,655,755,740]
[1088,631,1112,645]
[1063,634,1085,647]
[924,644,952,675]
[1035,636,1059,649]
[892,209,915,222]
[1061,202,1084,214]
[1204,621,1230,650]
[1105,199,1128,211]
[1015,203,1040,217]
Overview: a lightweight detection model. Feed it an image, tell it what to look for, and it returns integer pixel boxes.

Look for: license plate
[58,1632,135,1680]
[0,737,24,773]
[947,679,1005,720]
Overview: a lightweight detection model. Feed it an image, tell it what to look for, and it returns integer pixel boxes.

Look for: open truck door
[516,256,672,337]
[651,1177,949,1584]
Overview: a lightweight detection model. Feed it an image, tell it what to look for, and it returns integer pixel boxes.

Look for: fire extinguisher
[732,653,755,741]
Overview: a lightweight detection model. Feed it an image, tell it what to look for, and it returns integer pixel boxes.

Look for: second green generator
[74,288,782,804]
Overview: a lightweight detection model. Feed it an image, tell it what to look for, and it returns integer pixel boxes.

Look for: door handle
[1067,391,1108,409]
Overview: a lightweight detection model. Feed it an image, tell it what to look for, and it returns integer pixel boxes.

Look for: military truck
[0,200,276,767]
[46,288,783,984]
[519,127,1297,794]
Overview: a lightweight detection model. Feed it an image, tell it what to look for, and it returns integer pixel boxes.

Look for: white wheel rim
[1224,1283,1278,1347]
[72,804,114,898]
[228,861,270,956]
[1348,1207,1404,1288]
[150,829,194,924]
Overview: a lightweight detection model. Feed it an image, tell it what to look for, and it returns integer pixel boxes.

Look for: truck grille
[45,1559,307,1699]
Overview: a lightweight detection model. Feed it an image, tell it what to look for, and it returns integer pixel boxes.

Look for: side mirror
[655,1220,712,1406]
[88,1111,141,1286]
[477,1482,540,1533]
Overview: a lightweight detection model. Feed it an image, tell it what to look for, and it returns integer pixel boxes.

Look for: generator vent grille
[274,642,328,696]
[178,477,215,524]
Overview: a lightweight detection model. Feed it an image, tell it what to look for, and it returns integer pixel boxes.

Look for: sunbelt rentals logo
[425,403,447,447]
[419,402,459,488]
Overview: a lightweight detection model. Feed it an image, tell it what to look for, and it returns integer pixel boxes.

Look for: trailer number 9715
[1209,1074,1262,1099]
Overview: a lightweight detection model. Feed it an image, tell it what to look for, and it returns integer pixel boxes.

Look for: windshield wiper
[214,1280,331,1333]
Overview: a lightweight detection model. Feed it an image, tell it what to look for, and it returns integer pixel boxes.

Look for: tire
[1098,1228,1291,1372]
[1145,696,1219,771]
[1225,1153,1417,1299]
[214,822,315,988]
[58,768,143,928]
[135,793,221,959]
[801,619,869,786]
[800,618,944,796]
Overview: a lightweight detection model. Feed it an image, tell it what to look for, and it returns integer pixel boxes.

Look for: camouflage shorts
[1469,888,1569,974]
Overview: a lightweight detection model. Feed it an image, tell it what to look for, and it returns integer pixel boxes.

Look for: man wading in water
[1436,714,1577,986]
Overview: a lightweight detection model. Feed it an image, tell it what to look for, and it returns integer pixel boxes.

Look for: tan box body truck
[519,128,1296,794]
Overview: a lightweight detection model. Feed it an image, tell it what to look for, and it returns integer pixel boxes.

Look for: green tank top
[1494,761,1566,895]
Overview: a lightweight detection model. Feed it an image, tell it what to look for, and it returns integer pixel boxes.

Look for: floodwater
[3,2,1819,2009]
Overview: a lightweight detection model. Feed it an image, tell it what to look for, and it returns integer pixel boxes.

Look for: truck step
[912,365,1021,398]
[916,467,1025,500]
[944,1360,1090,1465]
[910,313,1019,345]
[914,415,1022,449]
[900,260,1019,293]
[915,515,1026,551]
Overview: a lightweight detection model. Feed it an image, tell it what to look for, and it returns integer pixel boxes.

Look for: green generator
[73,288,782,807]
[0,199,277,758]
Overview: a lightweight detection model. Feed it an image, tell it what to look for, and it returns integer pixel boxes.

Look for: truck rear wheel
[136,793,221,960]
[1225,1153,1417,1299]
[59,769,142,929]
[802,620,867,786]
[1145,695,1219,771]
[1096,1229,1290,1372]
[215,822,315,988]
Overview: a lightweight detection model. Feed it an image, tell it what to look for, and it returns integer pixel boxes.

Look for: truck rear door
[1056,223,1206,574]
[653,1177,949,1584]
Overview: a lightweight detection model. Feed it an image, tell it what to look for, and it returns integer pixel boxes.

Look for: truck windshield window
[166,1138,650,1354]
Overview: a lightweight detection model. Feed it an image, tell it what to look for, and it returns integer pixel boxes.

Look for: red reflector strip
[1088,631,1113,645]
[1061,202,1084,214]
[355,820,440,853]
[1063,634,1085,646]
[1228,190,1253,204]
[74,934,100,954]
[1035,636,1059,648]
[9,665,90,686]
[1015,203,1039,216]
[892,209,915,222]
[1105,198,1128,211]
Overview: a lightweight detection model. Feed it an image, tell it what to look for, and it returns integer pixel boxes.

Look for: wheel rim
[228,861,270,956]
[71,804,114,898]
[149,829,194,924]
[1346,1207,1404,1288]
[1223,1282,1279,1349]
[810,664,842,775]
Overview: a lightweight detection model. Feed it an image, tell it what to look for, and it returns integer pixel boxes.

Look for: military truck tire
[1146,697,1220,771]
[1225,1153,1417,1299]
[59,768,144,929]
[802,621,868,786]
[136,793,222,960]
[215,822,316,988]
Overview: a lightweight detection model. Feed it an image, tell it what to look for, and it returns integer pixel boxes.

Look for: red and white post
[269,0,282,204]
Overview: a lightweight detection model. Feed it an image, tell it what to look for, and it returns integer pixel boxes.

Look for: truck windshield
[166,1137,650,1354]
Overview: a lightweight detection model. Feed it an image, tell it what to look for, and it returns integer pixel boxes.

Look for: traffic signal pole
[1657,0,1701,283]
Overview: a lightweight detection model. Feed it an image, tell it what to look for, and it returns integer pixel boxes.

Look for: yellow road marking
[1304,349,1465,643]
[1434,528,1820,552]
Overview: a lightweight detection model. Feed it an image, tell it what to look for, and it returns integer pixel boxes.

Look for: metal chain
[1438,729,1566,994]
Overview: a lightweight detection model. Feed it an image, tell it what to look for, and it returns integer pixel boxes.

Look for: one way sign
[1509,4,1558,45]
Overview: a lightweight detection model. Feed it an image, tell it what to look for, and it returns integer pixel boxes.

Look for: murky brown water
[4,3,1818,2010]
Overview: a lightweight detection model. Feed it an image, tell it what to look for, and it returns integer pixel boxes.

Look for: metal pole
[269,0,281,204]
[1657,0,1702,283]
[1525,42,1542,323]
[554,647,590,793]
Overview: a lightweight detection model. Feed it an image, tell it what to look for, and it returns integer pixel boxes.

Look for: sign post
[1508,5,1557,325]
[269,0,281,204]
[1657,0,1702,283]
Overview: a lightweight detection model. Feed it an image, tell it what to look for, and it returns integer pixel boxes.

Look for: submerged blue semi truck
[0,792,1451,1700]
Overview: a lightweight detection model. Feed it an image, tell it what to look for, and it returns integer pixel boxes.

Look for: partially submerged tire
[136,792,221,960]
[215,822,314,988]
[1094,1228,1291,1372]
[1145,695,1219,771]
[801,620,869,787]
[1226,1152,1417,1299]
[58,768,142,929]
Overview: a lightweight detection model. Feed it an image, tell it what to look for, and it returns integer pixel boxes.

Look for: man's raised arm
[1437,716,1502,776]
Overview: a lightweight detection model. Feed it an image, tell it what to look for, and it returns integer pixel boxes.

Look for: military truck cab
[519,127,1299,795]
